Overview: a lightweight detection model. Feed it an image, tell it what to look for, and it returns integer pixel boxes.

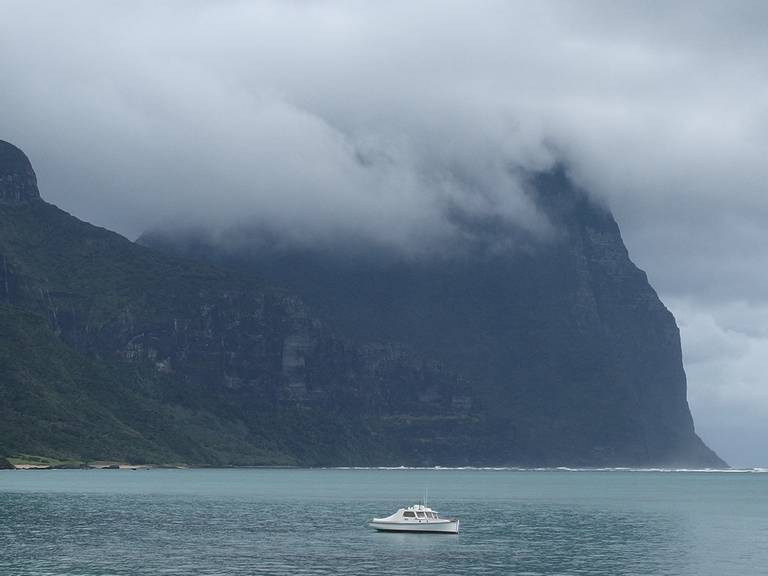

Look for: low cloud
[671,299,768,468]
[1,1,767,464]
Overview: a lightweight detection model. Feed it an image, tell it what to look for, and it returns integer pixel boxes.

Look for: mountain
[0,140,486,466]
[143,169,725,468]
[0,139,724,467]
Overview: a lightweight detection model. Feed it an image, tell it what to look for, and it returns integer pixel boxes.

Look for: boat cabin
[403,509,439,520]
[398,504,442,521]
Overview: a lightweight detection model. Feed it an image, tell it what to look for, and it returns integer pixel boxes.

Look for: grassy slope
[0,304,164,462]
[0,201,234,325]
[0,303,298,466]
[0,202,298,465]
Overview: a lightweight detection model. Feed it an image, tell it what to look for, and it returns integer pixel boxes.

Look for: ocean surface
[1,468,766,576]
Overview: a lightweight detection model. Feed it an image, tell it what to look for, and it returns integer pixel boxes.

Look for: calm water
[1,468,766,575]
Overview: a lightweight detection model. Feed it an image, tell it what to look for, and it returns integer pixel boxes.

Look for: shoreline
[3,464,765,473]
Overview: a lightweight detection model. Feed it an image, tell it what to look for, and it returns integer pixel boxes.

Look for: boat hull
[369,519,460,534]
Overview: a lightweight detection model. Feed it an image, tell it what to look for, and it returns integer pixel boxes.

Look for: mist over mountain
[0,139,723,466]
[3,1,768,464]
[142,163,723,467]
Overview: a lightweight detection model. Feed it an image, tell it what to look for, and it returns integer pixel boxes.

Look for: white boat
[369,503,460,533]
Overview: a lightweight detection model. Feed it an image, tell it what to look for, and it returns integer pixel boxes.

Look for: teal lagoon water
[1,468,766,575]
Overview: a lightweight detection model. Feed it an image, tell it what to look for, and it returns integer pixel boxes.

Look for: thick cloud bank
[2,1,767,465]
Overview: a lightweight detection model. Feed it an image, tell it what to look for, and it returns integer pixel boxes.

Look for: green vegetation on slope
[0,303,295,465]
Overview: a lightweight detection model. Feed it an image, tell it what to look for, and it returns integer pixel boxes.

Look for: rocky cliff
[0,140,724,466]
[143,168,724,467]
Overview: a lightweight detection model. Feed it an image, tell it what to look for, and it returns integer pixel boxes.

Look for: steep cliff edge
[0,139,723,466]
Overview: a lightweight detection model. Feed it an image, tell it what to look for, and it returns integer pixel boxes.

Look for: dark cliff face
[0,140,723,466]
[143,167,723,467]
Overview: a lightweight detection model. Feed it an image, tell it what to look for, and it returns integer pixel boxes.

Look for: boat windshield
[403,511,415,518]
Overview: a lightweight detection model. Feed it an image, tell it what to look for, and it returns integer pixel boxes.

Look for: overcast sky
[2,1,767,467]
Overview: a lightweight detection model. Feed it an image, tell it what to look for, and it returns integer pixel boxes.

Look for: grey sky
[1,1,766,466]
